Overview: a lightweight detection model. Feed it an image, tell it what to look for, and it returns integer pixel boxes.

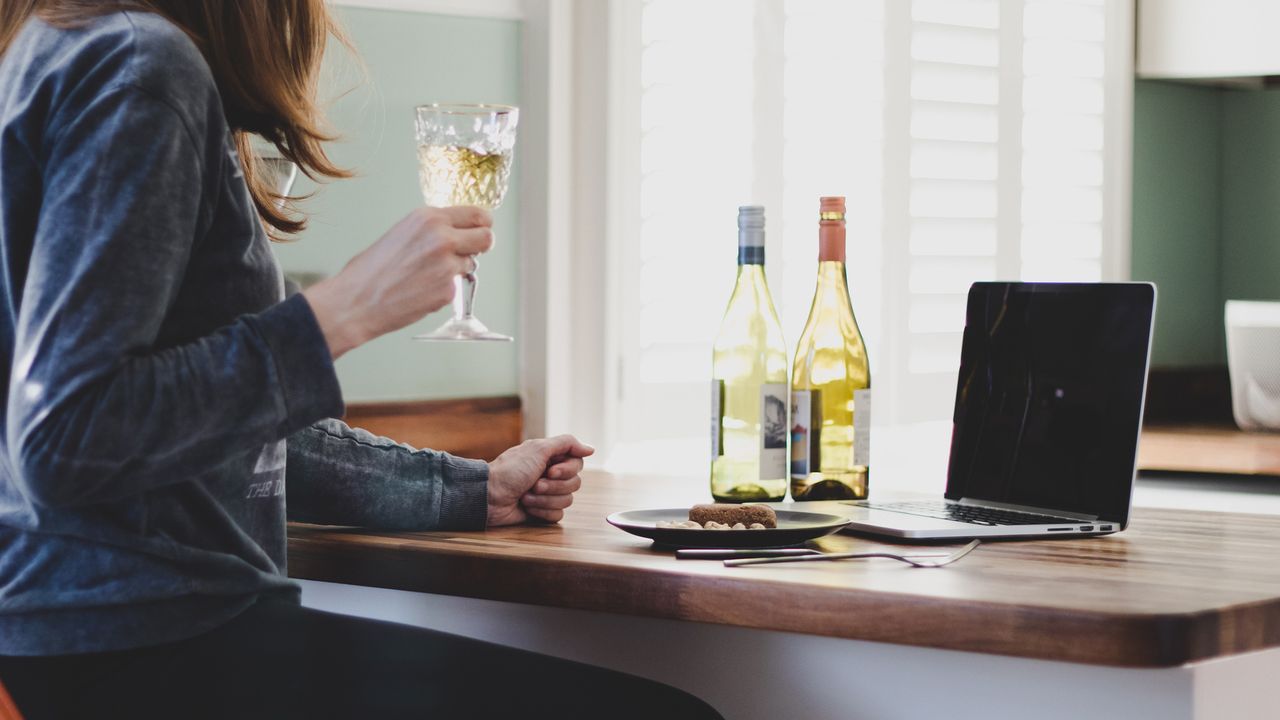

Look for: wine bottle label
[760,383,788,479]
[854,388,872,466]
[790,391,810,478]
[711,380,724,459]
[790,390,822,479]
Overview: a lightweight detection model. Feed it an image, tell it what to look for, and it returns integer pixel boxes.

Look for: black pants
[0,597,723,719]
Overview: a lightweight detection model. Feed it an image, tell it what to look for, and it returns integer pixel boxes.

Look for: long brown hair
[0,0,351,239]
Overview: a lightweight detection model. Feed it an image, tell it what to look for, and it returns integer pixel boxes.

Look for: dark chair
[0,679,23,720]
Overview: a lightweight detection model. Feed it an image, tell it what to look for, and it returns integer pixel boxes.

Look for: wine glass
[260,155,299,202]
[259,155,328,290]
[413,103,518,342]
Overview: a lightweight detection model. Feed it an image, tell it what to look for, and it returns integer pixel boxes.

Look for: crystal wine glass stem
[453,255,480,321]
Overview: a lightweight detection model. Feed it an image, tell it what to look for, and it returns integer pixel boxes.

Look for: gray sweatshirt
[0,11,489,656]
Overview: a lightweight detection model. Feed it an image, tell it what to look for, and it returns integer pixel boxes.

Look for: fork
[724,539,980,568]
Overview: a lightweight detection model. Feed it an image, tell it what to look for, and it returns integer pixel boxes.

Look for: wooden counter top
[1140,423,1280,476]
[287,471,1280,668]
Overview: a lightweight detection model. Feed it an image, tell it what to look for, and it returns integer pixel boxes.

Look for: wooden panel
[1140,423,1280,476]
[342,396,520,461]
[1137,367,1280,476]
[288,471,1280,668]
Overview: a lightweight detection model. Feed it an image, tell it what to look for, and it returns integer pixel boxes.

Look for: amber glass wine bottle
[710,206,788,502]
[790,197,871,500]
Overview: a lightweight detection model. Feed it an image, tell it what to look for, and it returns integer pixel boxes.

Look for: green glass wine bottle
[710,206,789,503]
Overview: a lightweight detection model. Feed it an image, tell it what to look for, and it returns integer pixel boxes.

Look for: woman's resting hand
[302,206,494,358]
[487,435,595,526]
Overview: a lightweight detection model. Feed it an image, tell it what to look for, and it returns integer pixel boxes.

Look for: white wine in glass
[413,103,518,342]
[417,145,512,208]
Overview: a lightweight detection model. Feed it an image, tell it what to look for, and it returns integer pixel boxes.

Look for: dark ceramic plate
[606,508,851,549]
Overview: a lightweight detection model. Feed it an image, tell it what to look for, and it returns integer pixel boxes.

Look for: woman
[0,1,721,718]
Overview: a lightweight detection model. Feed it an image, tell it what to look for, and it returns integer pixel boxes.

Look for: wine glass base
[413,316,513,342]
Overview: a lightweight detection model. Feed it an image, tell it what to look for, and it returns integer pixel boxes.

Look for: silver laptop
[778,281,1157,540]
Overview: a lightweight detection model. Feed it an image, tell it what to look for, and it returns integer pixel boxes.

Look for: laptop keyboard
[853,500,1081,526]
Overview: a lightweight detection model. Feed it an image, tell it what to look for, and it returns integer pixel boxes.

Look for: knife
[675,548,822,560]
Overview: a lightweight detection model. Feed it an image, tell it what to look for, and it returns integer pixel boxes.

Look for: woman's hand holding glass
[303,205,494,359]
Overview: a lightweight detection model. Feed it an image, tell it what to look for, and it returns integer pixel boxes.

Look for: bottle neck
[739,225,765,266]
[806,261,853,321]
[815,260,848,288]
[819,219,845,263]
[738,247,764,265]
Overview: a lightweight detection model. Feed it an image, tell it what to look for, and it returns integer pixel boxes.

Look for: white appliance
[1225,300,1280,431]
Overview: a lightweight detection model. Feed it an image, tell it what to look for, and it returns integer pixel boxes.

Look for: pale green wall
[1221,90,1280,304]
[1131,80,1280,367]
[272,8,522,402]
[1131,80,1224,367]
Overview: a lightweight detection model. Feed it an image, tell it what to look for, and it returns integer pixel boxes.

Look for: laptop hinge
[956,497,1097,522]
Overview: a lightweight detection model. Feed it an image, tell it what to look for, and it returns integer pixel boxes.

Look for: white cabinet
[1138,0,1280,79]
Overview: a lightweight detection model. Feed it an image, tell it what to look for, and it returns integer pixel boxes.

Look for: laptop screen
[944,282,1155,523]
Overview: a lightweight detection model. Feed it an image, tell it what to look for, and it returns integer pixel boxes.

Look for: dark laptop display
[944,282,1156,527]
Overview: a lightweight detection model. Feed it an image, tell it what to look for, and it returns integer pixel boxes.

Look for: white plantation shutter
[888,0,1110,424]
[636,0,754,385]
[779,0,885,372]
[889,0,1005,422]
[607,0,1129,470]
[1020,0,1108,282]
[615,0,885,459]
[614,0,757,449]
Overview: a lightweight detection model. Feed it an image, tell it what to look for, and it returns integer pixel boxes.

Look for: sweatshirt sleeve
[6,82,344,509]
[285,419,489,531]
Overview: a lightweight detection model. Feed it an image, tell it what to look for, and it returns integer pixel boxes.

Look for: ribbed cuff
[251,293,345,430]
[438,455,489,530]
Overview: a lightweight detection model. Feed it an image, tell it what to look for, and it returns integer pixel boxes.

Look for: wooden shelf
[1139,423,1280,476]
[343,395,520,462]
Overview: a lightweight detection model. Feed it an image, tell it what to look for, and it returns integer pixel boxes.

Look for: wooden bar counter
[288,471,1280,670]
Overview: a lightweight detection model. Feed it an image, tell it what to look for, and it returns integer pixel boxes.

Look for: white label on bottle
[854,388,872,466]
[760,383,788,479]
[711,380,724,460]
[791,390,811,479]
